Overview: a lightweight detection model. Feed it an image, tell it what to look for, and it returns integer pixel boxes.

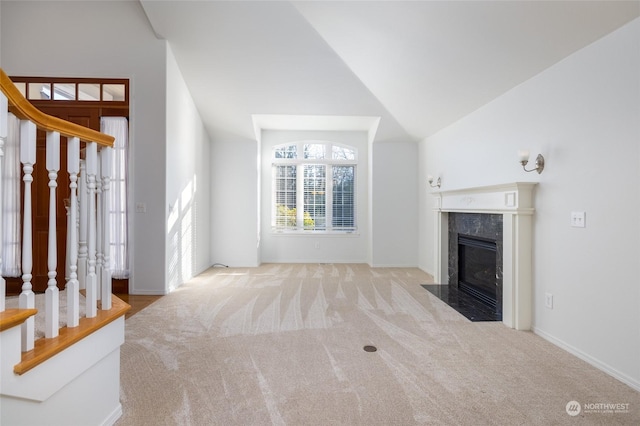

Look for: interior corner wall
[370,141,419,267]
[0,0,169,295]
[419,18,640,389]
[210,130,260,267]
[165,45,212,292]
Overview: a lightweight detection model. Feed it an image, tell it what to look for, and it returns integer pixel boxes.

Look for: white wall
[370,141,418,267]
[419,18,640,389]
[210,130,260,267]
[0,2,3,68]
[260,130,369,263]
[1,1,169,294]
[212,128,420,267]
[165,45,212,292]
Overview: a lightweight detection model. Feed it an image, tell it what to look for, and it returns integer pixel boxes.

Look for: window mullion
[296,164,304,230]
[326,164,333,231]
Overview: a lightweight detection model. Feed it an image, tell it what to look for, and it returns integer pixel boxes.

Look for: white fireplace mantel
[432,182,537,330]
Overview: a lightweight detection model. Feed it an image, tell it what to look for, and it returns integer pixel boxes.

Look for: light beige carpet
[116,264,639,425]
[5,290,86,339]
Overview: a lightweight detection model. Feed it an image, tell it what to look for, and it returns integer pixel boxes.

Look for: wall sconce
[428,175,441,188]
[518,150,545,174]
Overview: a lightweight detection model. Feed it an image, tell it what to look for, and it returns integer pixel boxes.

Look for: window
[11,77,128,104]
[272,141,356,232]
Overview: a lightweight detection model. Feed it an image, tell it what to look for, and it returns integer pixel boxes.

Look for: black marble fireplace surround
[424,212,503,322]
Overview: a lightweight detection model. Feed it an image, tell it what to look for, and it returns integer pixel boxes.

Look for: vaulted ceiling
[140,1,639,143]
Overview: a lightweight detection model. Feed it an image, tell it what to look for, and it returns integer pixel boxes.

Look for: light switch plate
[545,293,553,309]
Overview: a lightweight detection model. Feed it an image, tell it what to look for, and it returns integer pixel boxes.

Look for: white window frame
[272,141,357,233]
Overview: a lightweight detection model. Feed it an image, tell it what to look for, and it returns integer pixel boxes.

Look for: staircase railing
[0,67,128,372]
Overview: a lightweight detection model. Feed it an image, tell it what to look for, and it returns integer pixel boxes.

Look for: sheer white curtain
[101,117,129,278]
[2,113,21,276]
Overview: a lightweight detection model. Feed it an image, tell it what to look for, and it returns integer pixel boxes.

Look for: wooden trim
[0,68,114,147]
[10,75,129,105]
[32,103,129,118]
[14,296,131,375]
[0,309,38,332]
[10,76,129,112]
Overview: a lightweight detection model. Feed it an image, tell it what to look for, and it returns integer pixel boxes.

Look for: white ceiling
[140,0,639,143]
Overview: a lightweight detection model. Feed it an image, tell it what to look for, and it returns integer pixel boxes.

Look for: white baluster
[78,159,87,290]
[67,137,80,327]
[65,200,70,282]
[101,147,112,310]
[85,142,97,318]
[19,120,36,352]
[0,93,7,312]
[45,131,60,338]
[95,154,102,302]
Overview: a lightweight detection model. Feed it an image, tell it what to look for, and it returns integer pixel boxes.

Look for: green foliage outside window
[276,204,315,229]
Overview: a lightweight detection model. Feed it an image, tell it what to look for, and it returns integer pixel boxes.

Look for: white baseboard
[533,326,640,392]
[368,263,419,268]
[260,259,368,264]
[128,289,168,296]
[101,403,123,426]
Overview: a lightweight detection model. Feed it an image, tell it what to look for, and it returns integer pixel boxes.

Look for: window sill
[270,230,360,237]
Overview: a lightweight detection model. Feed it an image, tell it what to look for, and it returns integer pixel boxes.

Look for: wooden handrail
[0,309,38,332]
[0,68,114,147]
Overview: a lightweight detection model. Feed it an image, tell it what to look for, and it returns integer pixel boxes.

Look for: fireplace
[433,182,536,330]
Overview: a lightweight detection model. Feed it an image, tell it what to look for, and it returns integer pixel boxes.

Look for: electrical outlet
[571,211,586,228]
[545,293,553,309]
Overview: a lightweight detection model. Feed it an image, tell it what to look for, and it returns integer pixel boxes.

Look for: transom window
[10,76,128,103]
[272,141,357,232]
